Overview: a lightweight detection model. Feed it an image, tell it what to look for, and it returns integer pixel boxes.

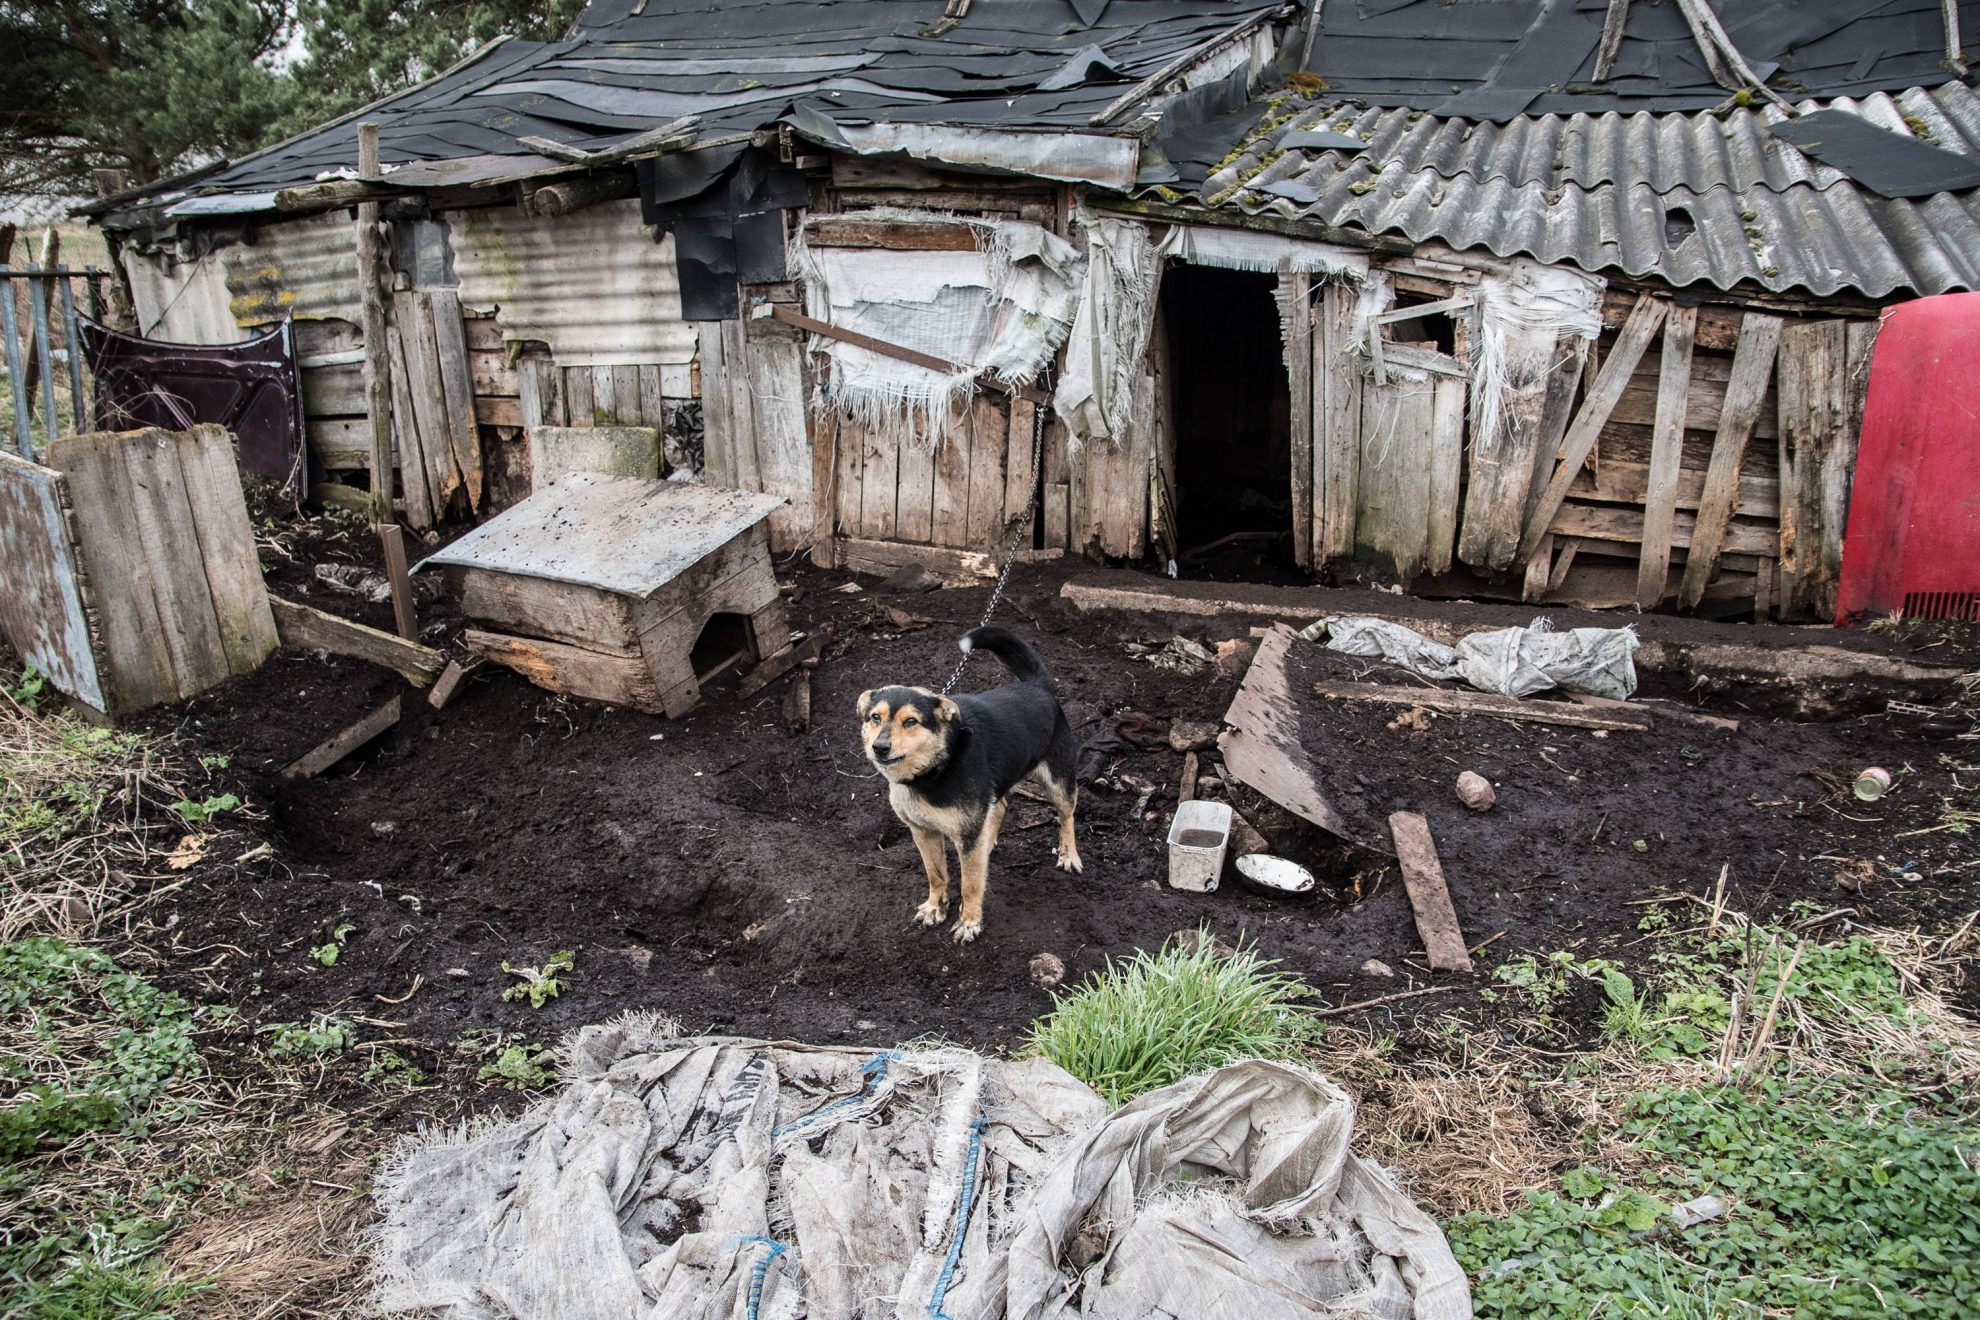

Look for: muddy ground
[124,508,1980,1110]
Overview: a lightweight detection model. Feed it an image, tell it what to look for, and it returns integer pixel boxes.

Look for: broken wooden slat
[1004,397,1039,528]
[783,664,813,732]
[859,427,900,541]
[1314,282,1362,560]
[1565,690,1738,732]
[1216,625,1378,851]
[1776,320,1856,619]
[1178,750,1200,803]
[281,694,403,780]
[426,291,484,512]
[893,422,937,543]
[426,657,480,710]
[1680,313,1782,608]
[736,634,824,700]
[1356,379,1438,581]
[1388,811,1474,974]
[1637,304,1699,608]
[1424,375,1465,576]
[269,595,444,686]
[1460,323,1562,572]
[809,409,841,567]
[1518,292,1669,567]
[1312,680,1650,731]
[385,322,435,528]
[1278,264,1315,568]
[804,217,980,250]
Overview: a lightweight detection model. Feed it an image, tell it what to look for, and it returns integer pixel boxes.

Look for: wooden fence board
[1777,319,1852,619]
[427,291,484,511]
[1314,282,1362,560]
[173,425,279,672]
[931,403,971,549]
[965,394,1006,548]
[1425,375,1465,576]
[1278,265,1315,567]
[1457,323,1560,571]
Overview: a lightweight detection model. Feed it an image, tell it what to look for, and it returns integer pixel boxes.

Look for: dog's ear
[935,697,961,724]
[857,689,875,717]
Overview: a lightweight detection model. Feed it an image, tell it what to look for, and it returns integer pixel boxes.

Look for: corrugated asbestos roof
[123,0,1284,209]
[1176,83,1980,298]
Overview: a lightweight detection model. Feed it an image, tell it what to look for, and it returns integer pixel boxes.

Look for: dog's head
[857,685,959,782]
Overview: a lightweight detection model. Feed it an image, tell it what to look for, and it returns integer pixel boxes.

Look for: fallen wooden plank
[269,595,445,686]
[463,628,662,711]
[737,633,824,700]
[280,695,402,780]
[836,536,1060,583]
[1312,680,1650,731]
[1566,691,1739,732]
[1216,625,1381,851]
[783,664,813,732]
[1388,811,1474,974]
[1178,750,1200,803]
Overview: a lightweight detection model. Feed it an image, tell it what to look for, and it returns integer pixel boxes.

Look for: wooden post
[356,122,419,637]
[356,123,394,523]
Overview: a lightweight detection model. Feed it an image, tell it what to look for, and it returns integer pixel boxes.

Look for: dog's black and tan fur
[859,627,1081,943]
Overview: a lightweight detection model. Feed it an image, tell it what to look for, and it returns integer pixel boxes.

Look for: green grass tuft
[1028,934,1317,1106]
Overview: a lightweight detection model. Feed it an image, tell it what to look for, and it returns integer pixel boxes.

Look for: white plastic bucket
[1167,800,1233,892]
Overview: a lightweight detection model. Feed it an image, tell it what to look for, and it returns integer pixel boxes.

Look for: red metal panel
[80,316,306,488]
[1836,292,1980,625]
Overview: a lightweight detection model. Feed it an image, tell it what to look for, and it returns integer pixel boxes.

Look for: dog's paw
[1056,850,1084,875]
[914,898,947,926]
[950,917,982,944]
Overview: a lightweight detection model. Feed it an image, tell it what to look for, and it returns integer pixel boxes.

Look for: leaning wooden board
[1216,624,1384,853]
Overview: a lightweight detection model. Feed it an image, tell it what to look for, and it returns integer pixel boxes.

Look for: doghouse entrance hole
[689,612,754,682]
[1161,263,1294,573]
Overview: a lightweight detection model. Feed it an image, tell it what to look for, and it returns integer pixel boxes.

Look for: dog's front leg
[952,820,996,944]
[910,824,950,926]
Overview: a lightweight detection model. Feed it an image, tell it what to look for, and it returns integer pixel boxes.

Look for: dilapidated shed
[86,0,1980,621]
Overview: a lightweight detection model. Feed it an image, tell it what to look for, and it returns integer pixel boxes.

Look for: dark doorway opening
[1160,263,1294,575]
[689,612,754,683]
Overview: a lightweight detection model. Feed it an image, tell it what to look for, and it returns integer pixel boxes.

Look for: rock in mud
[1168,720,1219,753]
[1456,771,1496,811]
[1028,952,1065,989]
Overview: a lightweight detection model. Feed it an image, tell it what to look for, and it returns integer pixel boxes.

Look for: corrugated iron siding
[1189,84,1980,298]
[447,199,696,368]
[223,211,363,324]
[123,248,241,345]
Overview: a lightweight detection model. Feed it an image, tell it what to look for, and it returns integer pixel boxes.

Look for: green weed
[260,1015,354,1060]
[309,922,356,968]
[360,1049,426,1088]
[500,950,575,1008]
[0,938,200,1161]
[1027,934,1318,1106]
[167,793,240,825]
[476,1043,557,1090]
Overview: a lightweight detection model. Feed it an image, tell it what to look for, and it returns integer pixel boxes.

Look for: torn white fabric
[1051,214,1161,452]
[1325,615,1639,699]
[1469,260,1604,456]
[367,1018,1471,1319]
[791,213,1078,450]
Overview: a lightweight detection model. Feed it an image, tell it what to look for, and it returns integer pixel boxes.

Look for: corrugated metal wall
[448,198,697,369]
[224,210,364,325]
[122,248,239,345]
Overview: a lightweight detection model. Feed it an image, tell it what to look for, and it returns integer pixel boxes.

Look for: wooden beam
[1279,263,1315,568]
[1089,6,1284,125]
[269,594,444,686]
[1313,680,1650,731]
[1680,313,1781,609]
[280,695,403,780]
[1517,293,1668,567]
[1098,197,1414,257]
[767,305,1050,406]
[1388,811,1474,974]
[804,217,980,250]
[1637,304,1698,608]
[1593,0,1631,80]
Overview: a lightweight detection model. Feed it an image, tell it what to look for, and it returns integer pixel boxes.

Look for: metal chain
[940,398,1046,696]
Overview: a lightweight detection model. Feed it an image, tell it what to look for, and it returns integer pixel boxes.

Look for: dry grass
[1305,903,1980,1222]
[0,679,188,941]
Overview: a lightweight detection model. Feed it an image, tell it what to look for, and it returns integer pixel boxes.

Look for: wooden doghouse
[421,475,787,716]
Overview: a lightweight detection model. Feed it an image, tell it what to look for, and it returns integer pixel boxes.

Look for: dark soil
[128,507,1980,1107]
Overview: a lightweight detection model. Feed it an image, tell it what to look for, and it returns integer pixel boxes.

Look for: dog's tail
[960,626,1052,688]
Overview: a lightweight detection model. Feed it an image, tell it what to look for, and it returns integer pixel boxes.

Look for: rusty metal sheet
[82,317,307,488]
[417,473,783,599]
[0,451,105,711]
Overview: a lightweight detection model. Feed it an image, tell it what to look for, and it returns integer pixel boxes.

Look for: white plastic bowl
[1233,853,1317,897]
